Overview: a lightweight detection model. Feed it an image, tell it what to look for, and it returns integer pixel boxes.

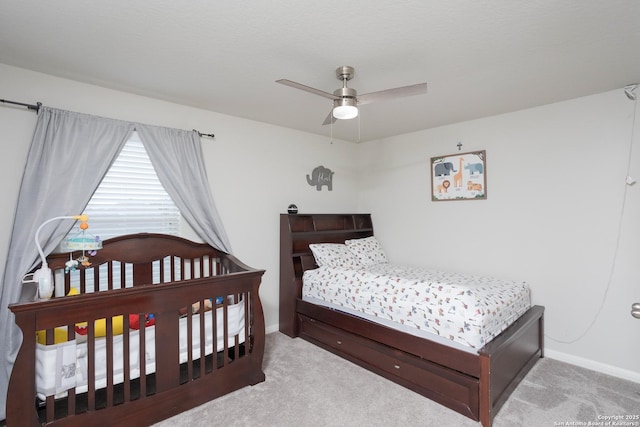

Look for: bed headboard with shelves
[279,213,373,337]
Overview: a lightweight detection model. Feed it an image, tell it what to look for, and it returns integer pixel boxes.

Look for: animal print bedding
[302,264,530,351]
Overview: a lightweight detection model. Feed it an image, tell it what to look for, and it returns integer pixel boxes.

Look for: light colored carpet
[154,332,640,427]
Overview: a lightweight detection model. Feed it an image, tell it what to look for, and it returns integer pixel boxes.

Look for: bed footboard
[7,234,265,426]
[478,305,544,427]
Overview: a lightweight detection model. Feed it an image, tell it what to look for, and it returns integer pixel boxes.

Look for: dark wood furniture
[279,213,544,427]
[8,233,265,426]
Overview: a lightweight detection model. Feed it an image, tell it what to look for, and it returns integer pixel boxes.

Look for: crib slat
[186,308,193,380]
[229,295,239,361]
[106,317,114,407]
[94,266,100,292]
[64,273,71,295]
[223,298,228,367]
[154,311,180,392]
[160,257,165,283]
[46,395,54,422]
[80,270,87,294]
[212,298,218,371]
[67,324,77,416]
[123,315,131,402]
[199,301,205,376]
[139,321,146,398]
[87,322,96,411]
[44,330,54,422]
[120,261,126,288]
[107,261,113,290]
[245,292,250,355]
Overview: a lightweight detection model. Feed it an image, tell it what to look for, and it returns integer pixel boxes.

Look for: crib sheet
[302,264,530,351]
[35,301,245,399]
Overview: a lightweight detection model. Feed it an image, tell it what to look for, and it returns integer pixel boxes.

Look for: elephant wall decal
[434,162,457,176]
[307,165,334,191]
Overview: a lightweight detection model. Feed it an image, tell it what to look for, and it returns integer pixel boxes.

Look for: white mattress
[35,301,245,399]
[302,264,530,353]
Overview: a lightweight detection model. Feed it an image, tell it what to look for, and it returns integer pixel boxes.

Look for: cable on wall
[546,84,638,344]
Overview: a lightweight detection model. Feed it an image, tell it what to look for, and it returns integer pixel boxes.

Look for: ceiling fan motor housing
[333,86,357,98]
[333,68,358,119]
[336,66,355,81]
[332,89,358,119]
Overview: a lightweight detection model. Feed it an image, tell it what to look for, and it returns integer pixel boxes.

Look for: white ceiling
[1,1,639,142]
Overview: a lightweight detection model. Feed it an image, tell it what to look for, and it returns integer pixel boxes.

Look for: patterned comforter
[302,264,530,350]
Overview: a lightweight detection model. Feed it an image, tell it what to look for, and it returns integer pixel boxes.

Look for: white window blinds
[81,131,180,240]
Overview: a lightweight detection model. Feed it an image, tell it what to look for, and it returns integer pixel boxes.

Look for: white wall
[358,89,640,381]
[0,63,360,334]
[2,63,638,382]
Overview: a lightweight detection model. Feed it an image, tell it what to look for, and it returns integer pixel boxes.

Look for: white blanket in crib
[35,301,245,399]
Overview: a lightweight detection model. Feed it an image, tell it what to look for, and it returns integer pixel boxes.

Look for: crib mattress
[302,264,530,352]
[35,301,245,399]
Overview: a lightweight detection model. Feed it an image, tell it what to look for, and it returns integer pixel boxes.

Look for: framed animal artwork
[430,150,486,201]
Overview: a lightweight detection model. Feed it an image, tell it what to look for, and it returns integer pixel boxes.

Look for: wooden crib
[7,233,265,426]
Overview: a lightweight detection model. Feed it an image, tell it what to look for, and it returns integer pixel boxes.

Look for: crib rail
[8,234,265,426]
[45,233,234,295]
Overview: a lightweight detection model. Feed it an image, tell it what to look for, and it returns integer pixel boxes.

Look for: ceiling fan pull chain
[330,112,334,144]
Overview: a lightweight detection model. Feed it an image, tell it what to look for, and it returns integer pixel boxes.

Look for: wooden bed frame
[279,214,544,427]
[7,233,265,426]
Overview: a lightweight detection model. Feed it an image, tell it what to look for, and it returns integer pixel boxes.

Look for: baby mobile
[62,216,102,273]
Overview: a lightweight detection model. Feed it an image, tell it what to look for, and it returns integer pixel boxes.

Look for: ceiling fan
[276,66,427,125]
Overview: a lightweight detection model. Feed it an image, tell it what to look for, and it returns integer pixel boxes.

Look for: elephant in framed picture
[434,162,457,176]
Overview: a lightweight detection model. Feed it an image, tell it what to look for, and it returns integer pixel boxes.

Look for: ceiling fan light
[332,98,358,120]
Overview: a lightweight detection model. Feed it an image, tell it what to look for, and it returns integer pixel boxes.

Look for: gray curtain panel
[0,107,132,420]
[0,108,230,420]
[137,126,232,253]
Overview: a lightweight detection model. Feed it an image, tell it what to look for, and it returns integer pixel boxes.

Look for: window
[81,131,180,240]
[62,131,181,292]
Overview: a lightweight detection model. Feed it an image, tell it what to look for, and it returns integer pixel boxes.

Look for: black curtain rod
[0,98,41,112]
[194,130,215,138]
[1,99,215,138]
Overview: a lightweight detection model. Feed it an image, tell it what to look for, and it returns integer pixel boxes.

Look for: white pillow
[309,243,362,269]
[344,236,388,266]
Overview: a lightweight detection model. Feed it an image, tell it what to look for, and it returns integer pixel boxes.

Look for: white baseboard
[265,323,279,335]
[545,349,640,384]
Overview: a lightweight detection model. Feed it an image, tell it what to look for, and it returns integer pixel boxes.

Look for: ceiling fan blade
[322,110,337,126]
[357,82,427,105]
[276,79,338,101]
